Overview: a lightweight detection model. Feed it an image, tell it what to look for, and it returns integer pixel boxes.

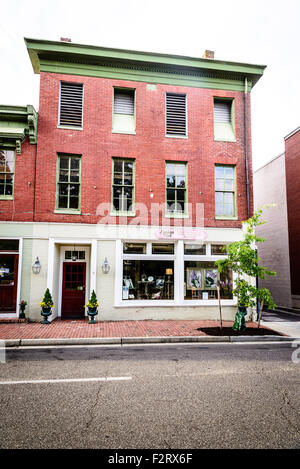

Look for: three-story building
[0,38,265,321]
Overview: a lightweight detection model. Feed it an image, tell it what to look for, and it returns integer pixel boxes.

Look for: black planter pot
[87,307,98,324]
[41,307,52,324]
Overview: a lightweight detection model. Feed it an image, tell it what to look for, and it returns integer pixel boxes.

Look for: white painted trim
[90,239,97,294]
[57,245,90,318]
[15,238,23,316]
[115,240,123,306]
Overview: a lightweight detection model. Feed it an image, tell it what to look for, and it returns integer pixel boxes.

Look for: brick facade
[2,72,252,228]
[285,128,300,298]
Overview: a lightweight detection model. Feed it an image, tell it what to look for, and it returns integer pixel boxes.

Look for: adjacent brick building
[0,38,265,321]
[254,126,300,309]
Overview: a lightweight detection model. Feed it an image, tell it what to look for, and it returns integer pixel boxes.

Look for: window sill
[0,196,14,200]
[214,137,236,143]
[165,134,188,139]
[112,130,136,135]
[57,126,83,131]
[165,212,189,219]
[215,216,238,221]
[110,211,136,217]
[54,209,81,215]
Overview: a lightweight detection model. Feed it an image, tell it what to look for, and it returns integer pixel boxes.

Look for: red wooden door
[0,254,18,313]
[62,262,86,319]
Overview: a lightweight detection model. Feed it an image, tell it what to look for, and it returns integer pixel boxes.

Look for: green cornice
[25,38,266,92]
[0,104,38,154]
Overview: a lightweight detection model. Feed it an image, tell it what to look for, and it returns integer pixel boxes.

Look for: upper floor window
[59,82,84,128]
[56,154,81,212]
[215,165,236,218]
[166,93,187,137]
[111,158,135,215]
[112,88,135,134]
[166,162,187,216]
[213,98,235,141]
[0,149,14,199]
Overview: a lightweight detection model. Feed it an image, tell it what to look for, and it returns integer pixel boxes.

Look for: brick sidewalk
[0,319,263,340]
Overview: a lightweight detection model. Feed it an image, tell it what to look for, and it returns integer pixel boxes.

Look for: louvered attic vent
[59,82,83,127]
[214,100,231,123]
[114,89,135,115]
[166,93,186,136]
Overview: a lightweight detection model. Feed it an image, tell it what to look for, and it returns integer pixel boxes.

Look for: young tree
[215,209,276,330]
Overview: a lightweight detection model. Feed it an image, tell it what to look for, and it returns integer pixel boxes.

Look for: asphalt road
[0,343,299,449]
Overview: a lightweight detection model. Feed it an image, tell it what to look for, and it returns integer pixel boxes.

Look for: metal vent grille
[166,93,186,136]
[114,89,134,115]
[214,101,231,123]
[59,82,83,127]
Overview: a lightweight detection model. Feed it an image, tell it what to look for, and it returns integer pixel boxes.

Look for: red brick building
[254,126,300,310]
[0,39,265,321]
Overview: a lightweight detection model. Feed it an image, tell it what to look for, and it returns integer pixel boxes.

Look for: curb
[3,335,298,347]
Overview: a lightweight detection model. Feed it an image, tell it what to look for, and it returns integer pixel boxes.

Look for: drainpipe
[244,77,250,219]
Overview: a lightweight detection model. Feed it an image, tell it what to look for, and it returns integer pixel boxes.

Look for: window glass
[112,159,135,213]
[184,244,206,255]
[215,166,236,217]
[123,243,146,254]
[123,260,174,300]
[0,150,14,197]
[152,244,174,254]
[211,244,227,255]
[57,155,81,210]
[184,261,232,300]
[166,162,187,214]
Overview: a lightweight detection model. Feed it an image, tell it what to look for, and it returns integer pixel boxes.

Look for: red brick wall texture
[285,130,300,295]
[1,72,253,228]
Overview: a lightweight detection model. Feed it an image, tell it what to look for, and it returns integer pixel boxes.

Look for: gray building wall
[254,153,292,308]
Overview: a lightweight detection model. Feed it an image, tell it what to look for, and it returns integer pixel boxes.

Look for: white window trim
[115,240,237,307]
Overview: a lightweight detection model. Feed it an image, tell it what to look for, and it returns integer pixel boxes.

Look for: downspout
[33,139,38,222]
[244,77,250,218]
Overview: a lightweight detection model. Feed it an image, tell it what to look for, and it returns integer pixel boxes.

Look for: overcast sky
[1,0,299,170]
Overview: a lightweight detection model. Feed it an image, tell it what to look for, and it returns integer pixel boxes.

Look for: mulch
[197,326,283,336]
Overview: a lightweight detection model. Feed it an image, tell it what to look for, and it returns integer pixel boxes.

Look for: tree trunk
[258,299,264,328]
[217,285,223,330]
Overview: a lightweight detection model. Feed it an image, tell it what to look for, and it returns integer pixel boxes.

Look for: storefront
[0,239,21,315]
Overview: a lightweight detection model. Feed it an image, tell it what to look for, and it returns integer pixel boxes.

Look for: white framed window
[213,98,235,141]
[112,88,136,134]
[115,240,236,307]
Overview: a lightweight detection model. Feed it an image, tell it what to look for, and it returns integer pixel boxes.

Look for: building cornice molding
[25,38,266,91]
[0,105,38,153]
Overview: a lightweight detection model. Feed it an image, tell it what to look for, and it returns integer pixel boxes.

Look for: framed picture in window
[187,269,202,290]
[204,269,218,289]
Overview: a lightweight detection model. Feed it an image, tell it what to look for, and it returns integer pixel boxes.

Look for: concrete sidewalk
[0,318,298,346]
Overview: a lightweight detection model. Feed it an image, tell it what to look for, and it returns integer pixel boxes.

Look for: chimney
[60,37,71,43]
[202,50,214,59]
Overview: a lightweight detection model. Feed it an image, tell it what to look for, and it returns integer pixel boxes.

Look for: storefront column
[175,240,184,304]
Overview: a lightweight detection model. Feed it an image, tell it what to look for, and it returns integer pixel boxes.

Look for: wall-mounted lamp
[72,244,78,261]
[102,257,110,274]
[32,257,41,275]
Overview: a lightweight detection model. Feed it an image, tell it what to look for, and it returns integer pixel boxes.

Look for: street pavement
[0,342,299,449]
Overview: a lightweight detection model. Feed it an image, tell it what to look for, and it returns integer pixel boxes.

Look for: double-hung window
[213,98,235,141]
[215,165,236,218]
[166,93,187,137]
[59,82,84,128]
[112,88,135,134]
[0,149,14,199]
[56,154,81,212]
[166,162,187,215]
[112,158,135,215]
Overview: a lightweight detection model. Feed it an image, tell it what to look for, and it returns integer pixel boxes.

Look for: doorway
[0,254,18,313]
[61,262,86,319]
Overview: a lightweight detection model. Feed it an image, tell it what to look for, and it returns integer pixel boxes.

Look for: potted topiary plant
[85,290,99,324]
[215,209,276,332]
[40,288,54,324]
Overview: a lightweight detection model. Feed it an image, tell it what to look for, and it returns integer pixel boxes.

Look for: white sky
[1,0,299,170]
